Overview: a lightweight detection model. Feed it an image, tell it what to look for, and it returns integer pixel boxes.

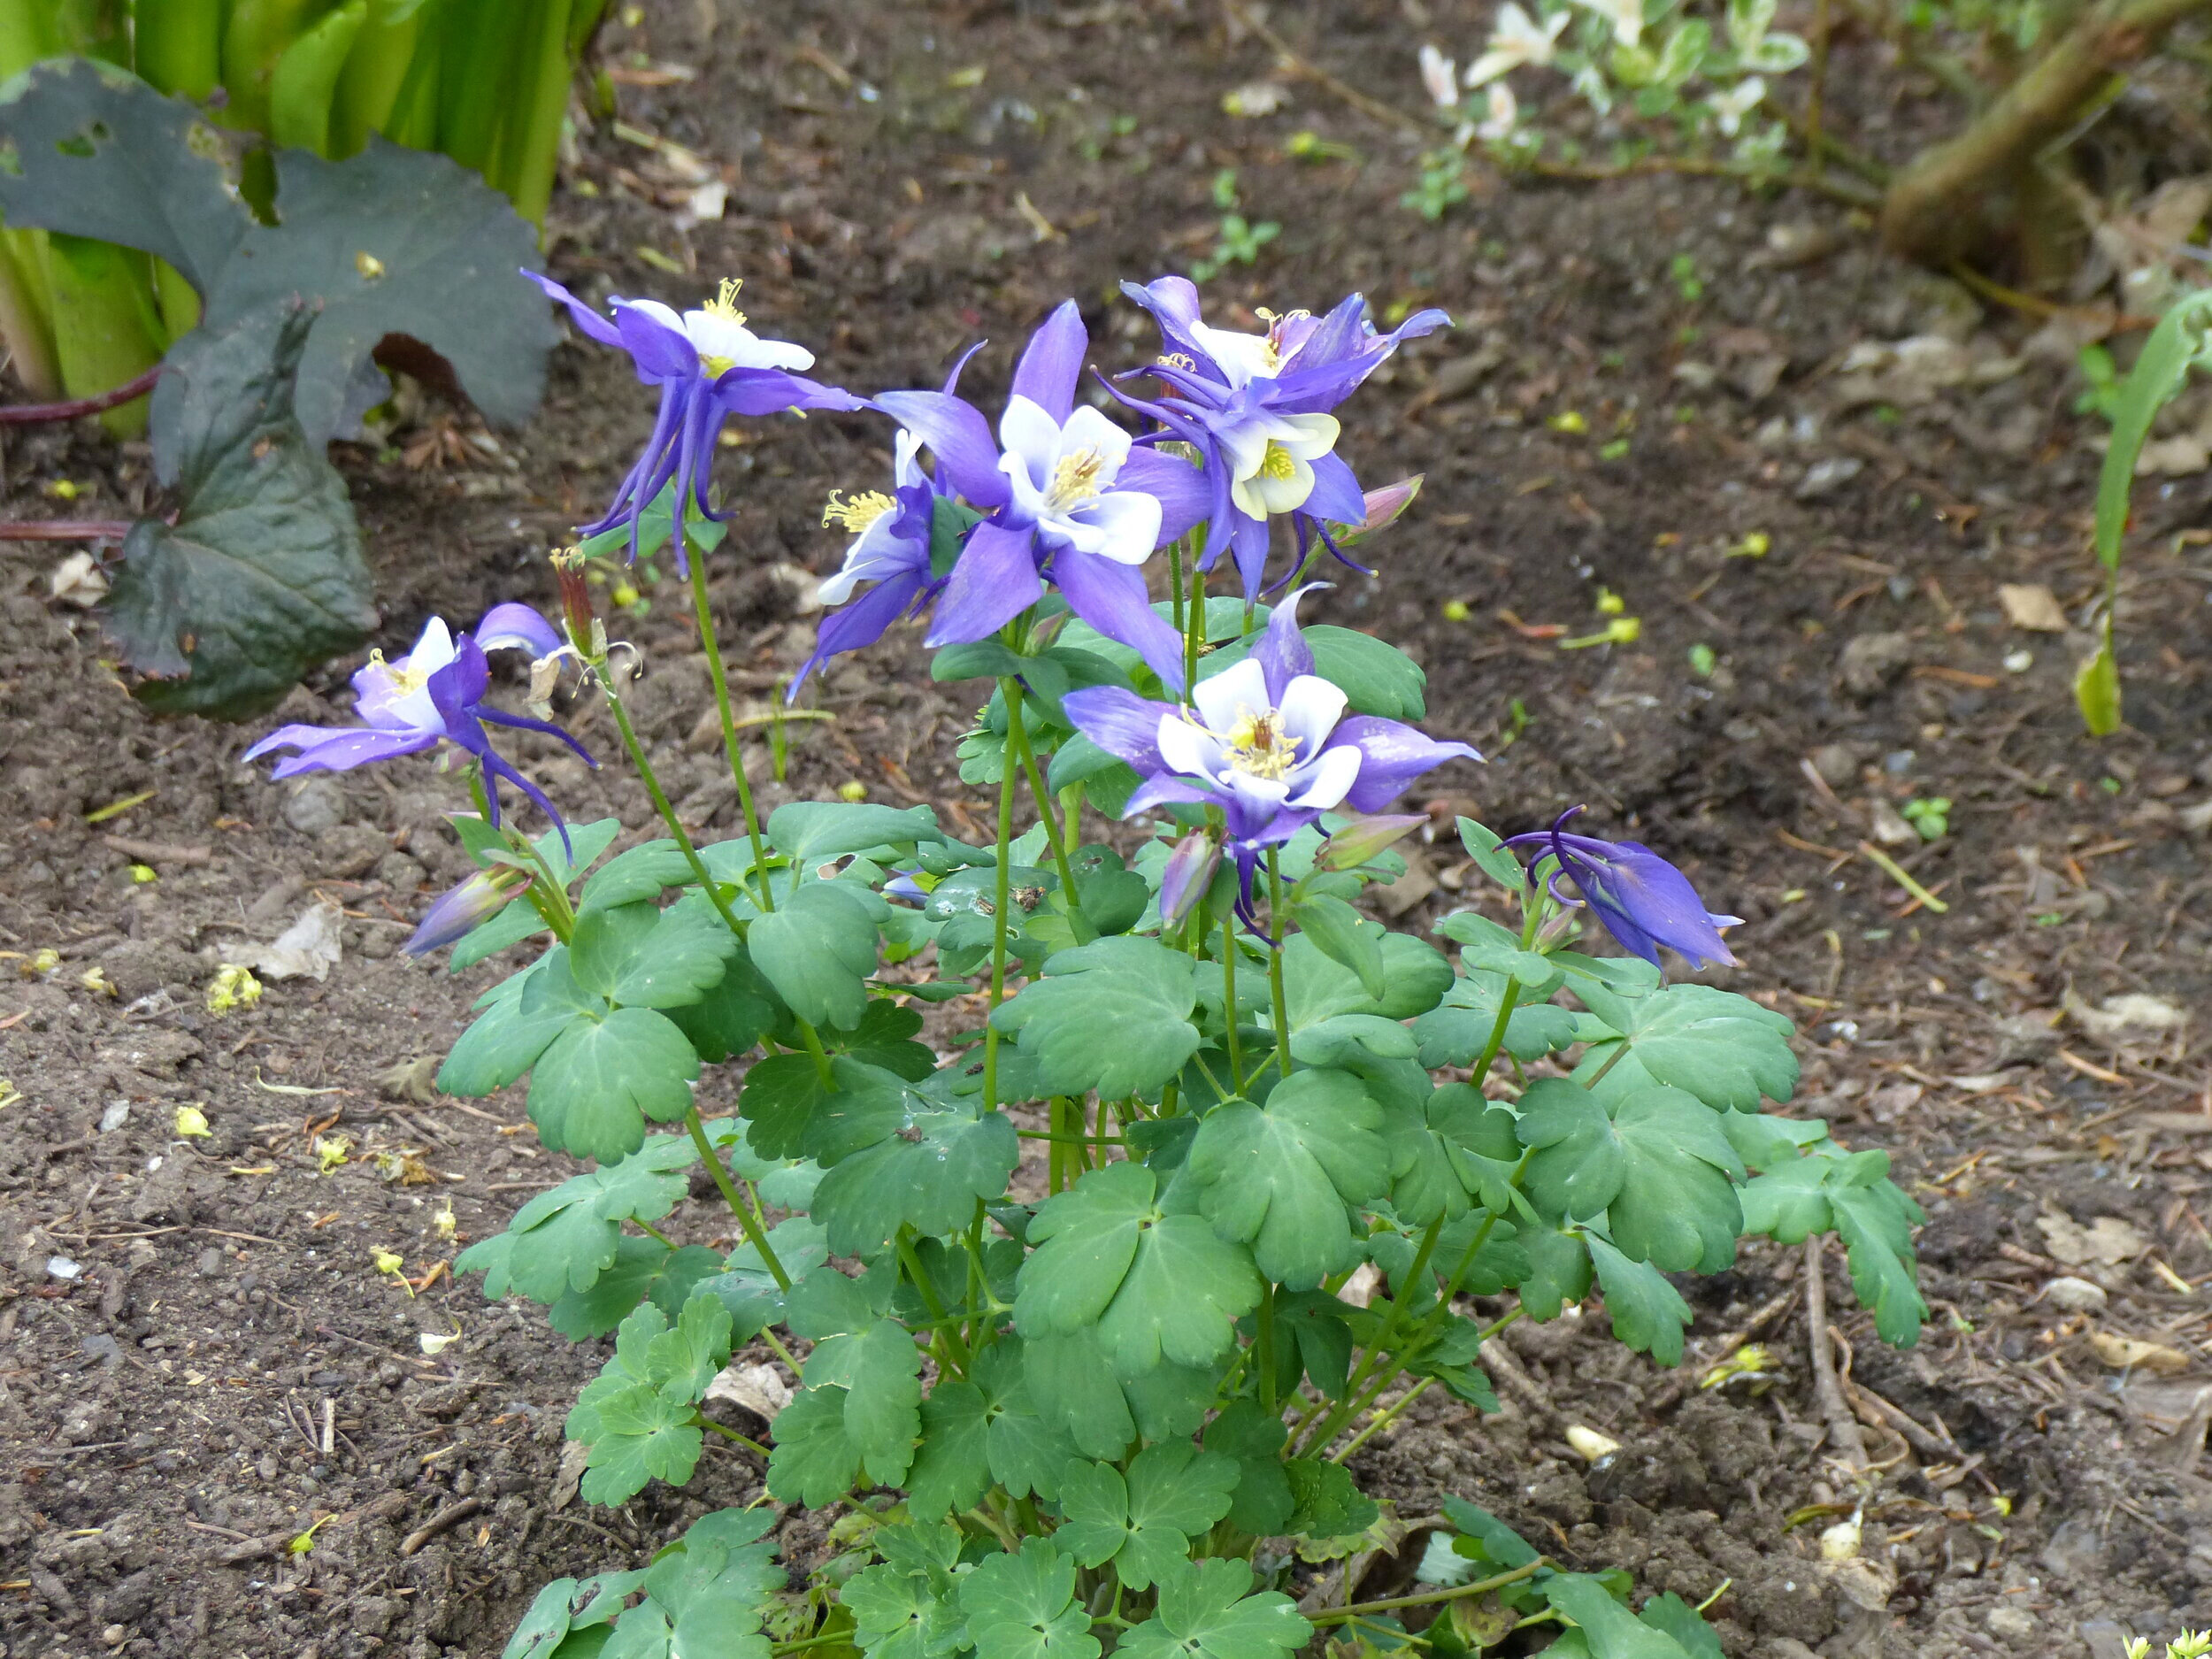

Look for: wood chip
[1998,582,2070,632]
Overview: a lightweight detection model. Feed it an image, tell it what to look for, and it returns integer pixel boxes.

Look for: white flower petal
[1276,674,1348,751]
[1157,712,1225,780]
[1288,743,1363,810]
[1058,405,1134,475]
[1192,657,1269,733]
[1065,489,1162,565]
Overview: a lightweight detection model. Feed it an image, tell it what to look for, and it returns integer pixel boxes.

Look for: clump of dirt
[2,0,2210,1655]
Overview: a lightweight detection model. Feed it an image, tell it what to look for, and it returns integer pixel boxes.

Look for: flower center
[696,278,749,374]
[1222,705,1301,780]
[365,649,430,698]
[822,488,895,533]
[1256,441,1300,482]
[1253,307,1310,372]
[701,277,747,327]
[1045,447,1109,513]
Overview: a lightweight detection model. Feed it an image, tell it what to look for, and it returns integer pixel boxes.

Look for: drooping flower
[1064,588,1479,922]
[526,273,864,569]
[1116,279,1448,598]
[403,865,534,956]
[242,603,595,845]
[828,301,1210,687]
[1502,807,1742,968]
[1464,3,1569,86]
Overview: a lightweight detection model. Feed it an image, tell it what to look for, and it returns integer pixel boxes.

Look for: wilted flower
[1464,3,1568,87]
[1117,280,1448,597]
[1064,588,1479,921]
[242,603,595,848]
[1503,807,1742,968]
[403,865,535,956]
[829,301,1210,686]
[206,964,262,1015]
[526,273,864,567]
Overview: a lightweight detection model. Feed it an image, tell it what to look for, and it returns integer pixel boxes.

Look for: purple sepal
[926,519,1042,646]
[1333,717,1483,814]
[1063,686,1179,774]
[1010,299,1087,423]
[1051,549,1187,691]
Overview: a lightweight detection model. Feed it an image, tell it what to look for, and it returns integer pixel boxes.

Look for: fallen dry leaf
[2037,1212,2152,1267]
[1997,582,2069,633]
[2089,1332,2192,1375]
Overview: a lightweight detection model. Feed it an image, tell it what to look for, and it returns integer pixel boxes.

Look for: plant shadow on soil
[3,1,2212,1655]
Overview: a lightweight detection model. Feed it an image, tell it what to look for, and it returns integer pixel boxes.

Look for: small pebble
[196,1247,225,1278]
[2041,1276,2106,1313]
[45,1256,81,1281]
[1985,1606,2039,1640]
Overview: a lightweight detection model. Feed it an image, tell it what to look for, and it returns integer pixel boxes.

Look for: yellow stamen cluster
[1252,307,1312,371]
[1257,441,1300,481]
[701,277,747,325]
[365,648,430,697]
[1223,706,1300,780]
[1045,448,1108,511]
[1157,352,1197,372]
[822,489,895,533]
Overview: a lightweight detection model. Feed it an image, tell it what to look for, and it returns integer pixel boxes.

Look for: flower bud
[550,546,595,653]
[1319,812,1428,871]
[1158,833,1222,930]
[1328,475,1423,548]
[403,865,534,956]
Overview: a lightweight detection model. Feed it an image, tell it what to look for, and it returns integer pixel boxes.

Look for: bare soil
[1,1,2210,1655]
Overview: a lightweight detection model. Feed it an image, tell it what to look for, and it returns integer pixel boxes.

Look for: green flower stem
[1309,1153,1533,1455]
[1017,1127,1127,1147]
[599,673,749,938]
[981,725,1018,1112]
[758,1326,803,1373]
[1184,556,1207,693]
[1000,677,1089,942]
[1169,534,1187,647]
[686,1109,789,1291]
[1303,1558,1548,1626]
[895,1225,969,1376]
[688,556,774,911]
[1328,1375,1433,1465]
[1300,1214,1441,1455]
[633,1217,675,1249]
[1470,975,1522,1083]
[1219,919,1246,1084]
[697,1415,772,1457]
[1256,1281,1279,1414]
[1265,851,1293,1079]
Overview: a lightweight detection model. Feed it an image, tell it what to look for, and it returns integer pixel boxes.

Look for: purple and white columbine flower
[242,603,595,847]
[1504,807,1742,969]
[858,300,1210,687]
[1064,588,1479,921]
[1115,279,1449,598]
[527,273,863,569]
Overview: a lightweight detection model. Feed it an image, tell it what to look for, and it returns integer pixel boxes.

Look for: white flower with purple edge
[1063,588,1479,923]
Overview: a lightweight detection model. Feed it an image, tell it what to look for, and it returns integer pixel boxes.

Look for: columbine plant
[249,273,1930,1659]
